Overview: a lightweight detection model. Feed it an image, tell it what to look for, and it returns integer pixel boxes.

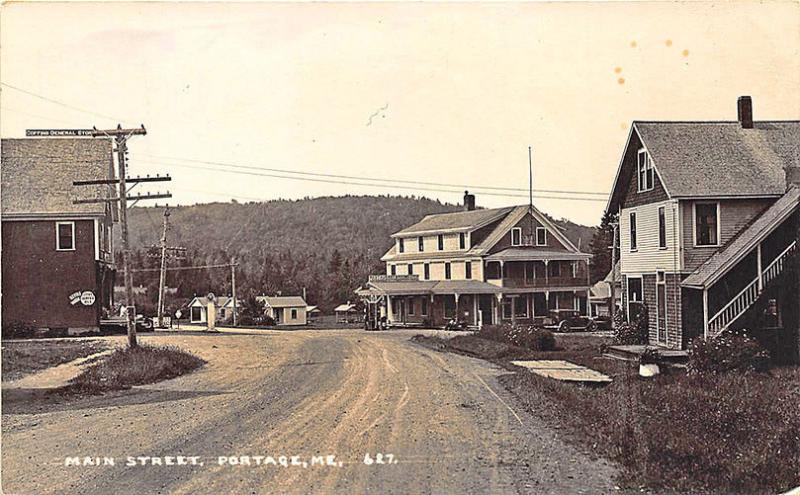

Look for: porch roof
[485,248,591,262]
[682,185,800,289]
[362,279,502,296]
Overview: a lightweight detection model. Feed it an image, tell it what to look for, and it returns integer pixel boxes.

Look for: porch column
[544,259,550,285]
[702,289,709,339]
[498,260,505,282]
[757,243,764,291]
[454,293,460,321]
[494,293,502,323]
[387,295,393,323]
[473,295,479,327]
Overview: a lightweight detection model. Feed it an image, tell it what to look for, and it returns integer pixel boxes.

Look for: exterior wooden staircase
[707,241,796,338]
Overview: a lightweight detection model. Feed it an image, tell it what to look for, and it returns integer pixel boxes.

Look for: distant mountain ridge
[121,195,596,312]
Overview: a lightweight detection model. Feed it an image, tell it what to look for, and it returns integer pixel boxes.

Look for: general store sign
[26,129,94,137]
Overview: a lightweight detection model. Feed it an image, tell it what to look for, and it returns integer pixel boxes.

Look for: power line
[1,82,134,124]
[131,263,236,273]
[132,151,608,197]
[136,159,607,203]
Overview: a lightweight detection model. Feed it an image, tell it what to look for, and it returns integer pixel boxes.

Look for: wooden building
[1,138,117,334]
[607,96,800,358]
[358,192,592,328]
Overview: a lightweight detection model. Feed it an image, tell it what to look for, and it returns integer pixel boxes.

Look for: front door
[479,295,493,325]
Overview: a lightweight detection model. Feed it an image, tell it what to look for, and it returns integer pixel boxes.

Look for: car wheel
[587,321,598,332]
[558,321,570,333]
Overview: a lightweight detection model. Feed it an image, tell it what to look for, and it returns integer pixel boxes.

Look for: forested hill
[122,195,596,312]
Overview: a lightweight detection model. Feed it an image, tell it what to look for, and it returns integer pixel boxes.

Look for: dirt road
[2,330,618,494]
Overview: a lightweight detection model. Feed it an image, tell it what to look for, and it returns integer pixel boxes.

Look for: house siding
[488,212,570,254]
[620,200,680,275]
[1,219,104,331]
[681,198,772,273]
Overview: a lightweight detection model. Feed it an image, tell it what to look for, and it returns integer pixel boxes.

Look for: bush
[478,324,556,351]
[614,303,649,345]
[687,329,770,375]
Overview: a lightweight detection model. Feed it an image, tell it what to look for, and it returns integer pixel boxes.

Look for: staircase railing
[707,240,796,337]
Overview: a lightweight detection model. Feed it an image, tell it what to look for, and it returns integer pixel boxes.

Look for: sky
[2,1,799,226]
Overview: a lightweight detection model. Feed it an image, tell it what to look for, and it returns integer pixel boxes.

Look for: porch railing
[707,240,796,337]
[488,276,588,289]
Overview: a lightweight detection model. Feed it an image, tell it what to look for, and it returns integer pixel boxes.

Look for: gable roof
[391,206,513,237]
[257,295,307,308]
[608,121,800,212]
[1,138,115,219]
[469,205,582,255]
[682,185,800,289]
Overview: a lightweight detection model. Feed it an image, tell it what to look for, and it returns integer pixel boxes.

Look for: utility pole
[231,256,238,327]
[74,124,171,348]
[610,221,619,319]
[157,207,170,328]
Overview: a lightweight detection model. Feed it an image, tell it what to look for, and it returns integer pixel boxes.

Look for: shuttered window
[658,206,667,249]
[629,212,638,251]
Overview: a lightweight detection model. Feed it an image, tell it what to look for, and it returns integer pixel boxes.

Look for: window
[549,261,561,277]
[629,212,638,251]
[465,261,472,279]
[536,227,547,246]
[424,263,430,280]
[398,238,404,253]
[56,221,75,251]
[514,297,528,318]
[637,149,654,192]
[408,299,415,316]
[421,298,428,316]
[407,263,414,275]
[437,234,444,251]
[445,262,451,280]
[695,203,719,246]
[291,309,298,319]
[502,299,513,319]
[658,206,667,249]
[418,237,424,251]
[511,227,522,246]
[459,232,466,250]
[390,265,397,276]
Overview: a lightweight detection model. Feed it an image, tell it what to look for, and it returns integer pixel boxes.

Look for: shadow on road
[2,387,228,415]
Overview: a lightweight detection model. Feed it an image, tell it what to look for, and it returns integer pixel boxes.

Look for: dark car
[135,315,154,332]
[542,309,597,332]
[592,314,613,331]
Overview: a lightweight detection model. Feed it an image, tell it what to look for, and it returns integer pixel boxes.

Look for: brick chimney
[738,96,753,129]
[463,190,476,211]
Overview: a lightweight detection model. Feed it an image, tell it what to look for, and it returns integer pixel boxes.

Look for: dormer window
[637,149,655,192]
[535,227,547,246]
[398,238,405,253]
[459,232,466,250]
[418,236,424,252]
[437,234,444,251]
[511,227,522,246]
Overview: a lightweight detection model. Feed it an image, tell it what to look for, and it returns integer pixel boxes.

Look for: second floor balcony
[485,258,590,290]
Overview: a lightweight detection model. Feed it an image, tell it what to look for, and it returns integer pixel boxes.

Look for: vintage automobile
[541,309,597,332]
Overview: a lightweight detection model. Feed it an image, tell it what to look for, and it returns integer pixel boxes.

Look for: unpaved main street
[2,330,618,494]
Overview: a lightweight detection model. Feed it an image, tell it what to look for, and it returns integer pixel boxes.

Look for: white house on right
[606,97,799,360]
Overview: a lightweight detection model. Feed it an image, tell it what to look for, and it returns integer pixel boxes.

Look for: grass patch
[62,345,206,394]
[2,339,108,382]
[418,332,800,494]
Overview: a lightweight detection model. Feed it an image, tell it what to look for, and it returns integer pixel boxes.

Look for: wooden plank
[511,359,612,383]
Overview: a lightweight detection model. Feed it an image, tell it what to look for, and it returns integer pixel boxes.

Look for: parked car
[135,314,154,332]
[542,309,597,332]
[592,314,613,331]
